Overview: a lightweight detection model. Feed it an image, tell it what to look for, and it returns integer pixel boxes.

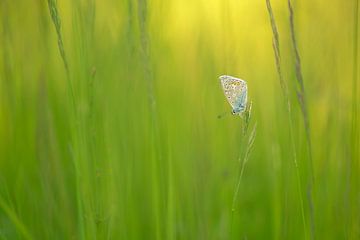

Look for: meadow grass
[265,1,307,239]
[0,0,359,239]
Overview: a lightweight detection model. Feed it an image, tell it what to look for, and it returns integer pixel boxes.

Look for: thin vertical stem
[351,0,359,236]
[265,0,307,238]
[287,1,315,238]
[137,1,161,239]
[351,0,359,162]
[47,1,84,239]
[230,123,256,239]
[47,0,75,109]
[287,0,314,183]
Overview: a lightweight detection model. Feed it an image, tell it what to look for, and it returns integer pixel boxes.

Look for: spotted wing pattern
[219,75,247,113]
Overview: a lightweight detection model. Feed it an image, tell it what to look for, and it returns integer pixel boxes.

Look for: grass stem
[265,0,307,238]
[287,1,315,238]
[230,119,256,239]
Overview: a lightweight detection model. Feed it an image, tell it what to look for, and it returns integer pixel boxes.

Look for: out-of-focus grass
[0,0,359,239]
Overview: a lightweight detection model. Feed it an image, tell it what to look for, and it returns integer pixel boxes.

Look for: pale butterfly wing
[219,75,247,113]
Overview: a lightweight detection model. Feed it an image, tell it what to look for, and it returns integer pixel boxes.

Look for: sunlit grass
[0,0,359,239]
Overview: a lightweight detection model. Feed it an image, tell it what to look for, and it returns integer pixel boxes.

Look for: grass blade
[287,1,315,238]
[265,0,307,238]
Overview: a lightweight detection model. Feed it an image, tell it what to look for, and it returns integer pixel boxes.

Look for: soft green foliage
[0,0,359,239]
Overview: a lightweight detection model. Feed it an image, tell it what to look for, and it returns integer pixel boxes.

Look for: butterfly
[219,75,248,115]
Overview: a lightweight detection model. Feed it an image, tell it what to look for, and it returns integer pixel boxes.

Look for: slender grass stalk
[287,1,315,238]
[47,0,68,73]
[47,0,75,109]
[0,196,33,240]
[351,0,359,236]
[47,2,85,239]
[230,106,256,239]
[138,0,156,112]
[352,0,359,159]
[351,0,359,169]
[265,0,307,238]
[166,150,175,240]
[287,0,314,183]
[137,0,162,238]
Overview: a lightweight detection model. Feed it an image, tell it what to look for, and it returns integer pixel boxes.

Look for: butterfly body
[219,75,248,115]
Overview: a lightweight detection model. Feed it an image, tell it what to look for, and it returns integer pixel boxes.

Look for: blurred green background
[0,0,359,239]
